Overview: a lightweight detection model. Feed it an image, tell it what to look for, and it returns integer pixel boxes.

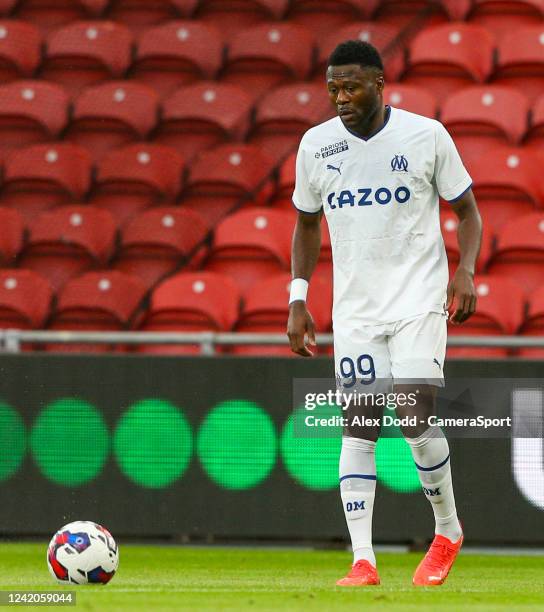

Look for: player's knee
[342,422,380,442]
[395,384,436,437]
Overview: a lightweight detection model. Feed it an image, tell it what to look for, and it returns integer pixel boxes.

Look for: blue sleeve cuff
[291,200,323,215]
[446,182,473,203]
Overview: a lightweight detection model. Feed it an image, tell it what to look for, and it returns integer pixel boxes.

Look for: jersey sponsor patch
[327,186,411,210]
[315,139,349,159]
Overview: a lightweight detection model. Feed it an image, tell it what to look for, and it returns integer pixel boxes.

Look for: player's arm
[287,210,322,356]
[448,188,482,324]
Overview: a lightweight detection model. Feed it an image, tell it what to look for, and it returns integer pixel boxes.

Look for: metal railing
[1,330,544,355]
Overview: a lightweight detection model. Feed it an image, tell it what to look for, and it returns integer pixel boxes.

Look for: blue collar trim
[344,105,392,142]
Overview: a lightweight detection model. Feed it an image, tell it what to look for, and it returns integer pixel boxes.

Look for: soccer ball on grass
[47,521,119,585]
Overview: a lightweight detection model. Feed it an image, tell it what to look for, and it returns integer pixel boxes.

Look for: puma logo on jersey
[327,162,343,175]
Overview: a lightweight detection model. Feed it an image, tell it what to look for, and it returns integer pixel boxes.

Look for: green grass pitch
[1,543,544,611]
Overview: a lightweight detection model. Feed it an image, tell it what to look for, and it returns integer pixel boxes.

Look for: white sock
[405,426,462,542]
[339,436,377,567]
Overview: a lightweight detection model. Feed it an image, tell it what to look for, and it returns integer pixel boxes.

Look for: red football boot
[412,533,463,586]
[336,559,380,586]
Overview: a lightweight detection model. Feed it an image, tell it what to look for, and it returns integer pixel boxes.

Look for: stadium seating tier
[0,2,540,355]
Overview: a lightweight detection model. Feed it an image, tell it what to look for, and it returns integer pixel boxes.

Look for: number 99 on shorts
[337,354,376,387]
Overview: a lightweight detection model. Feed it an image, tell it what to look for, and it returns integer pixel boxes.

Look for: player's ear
[376,73,384,92]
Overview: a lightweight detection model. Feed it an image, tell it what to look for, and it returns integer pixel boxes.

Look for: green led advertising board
[0,355,542,543]
[8,397,419,493]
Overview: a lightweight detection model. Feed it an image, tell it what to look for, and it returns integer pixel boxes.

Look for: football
[47,521,119,585]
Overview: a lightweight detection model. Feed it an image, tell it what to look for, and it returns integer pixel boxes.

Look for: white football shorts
[333,311,447,388]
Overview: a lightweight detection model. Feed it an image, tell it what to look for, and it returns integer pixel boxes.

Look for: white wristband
[289,278,309,304]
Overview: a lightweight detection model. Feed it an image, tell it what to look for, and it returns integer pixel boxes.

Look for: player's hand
[446,268,477,325]
[287,301,317,357]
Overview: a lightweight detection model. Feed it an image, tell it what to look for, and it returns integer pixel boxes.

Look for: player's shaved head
[328,40,384,73]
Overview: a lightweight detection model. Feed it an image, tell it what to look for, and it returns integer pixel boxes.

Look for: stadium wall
[0,355,542,545]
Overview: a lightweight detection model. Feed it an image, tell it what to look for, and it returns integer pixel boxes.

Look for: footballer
[287,41,482,587]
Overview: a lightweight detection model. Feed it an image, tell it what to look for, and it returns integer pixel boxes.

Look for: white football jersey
[292,106,472,327]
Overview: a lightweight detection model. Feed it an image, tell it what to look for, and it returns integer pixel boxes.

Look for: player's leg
[389,312,463,585]
[335,325,390,586]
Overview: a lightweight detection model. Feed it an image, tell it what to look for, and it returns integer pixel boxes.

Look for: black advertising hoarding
[0,355,542,544]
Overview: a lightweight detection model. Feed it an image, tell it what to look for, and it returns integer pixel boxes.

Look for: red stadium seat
[492,25,544,103]
[317,222,333,284]
[249,83,331,163]
[42,21,133,98]
[471,148,542,201]
[403,23,495,103]
[0,21,41,82]
[106,0,198,34]
[196,0,289,40]
[440,0,473,20]
[238,273,332,332]
[270,156,334,290]
[131,21,224,98]
[447,275,525,358]
[373,0,431,22]
[271,166,333,299]
[384,83,438,118]
[440,209,493,277]
[65,82,158,162]
[261,196,331,281]
[0,144,92,223]
[0,269,52,329]
[288,0,381,38]
[374,0,458,27]
[181,144,276,227]
[519,284,544,357]
[0,1,18,16]
[441,86,530,166]
[154,82,252,161]
[477,198,538,236]
[48,271,146,352]
[525,93,544,150]
[255,202,331,281]
[138,271,241,354]
[90,144,185,226]
[19,205,117,292]
[468,0,544,42]
[0,207,24,266]
[470,147,542,234]
[0,80,69,162]
[81,0,110,11]
[221,23,315,102]
[204,207,292,293]
[270,151,296,212]
[114,207,209,289]
[317,23,406,83]
[233,272,332,355]
[487,213,544,294]
[14,0,108,33]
